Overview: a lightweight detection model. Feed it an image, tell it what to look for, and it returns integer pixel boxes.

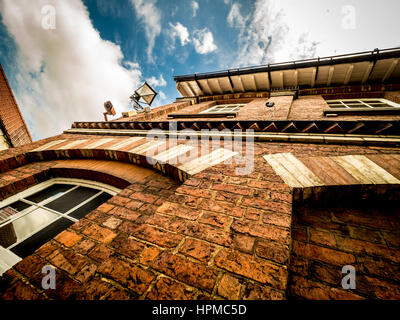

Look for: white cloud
[227,2,245,28]
[227,0,287,66]
[191,1,199,17]
[226,0,319,66]
[169,22,190,46]
[130,0,161,63]
[146,74,167,87]
[0,0,143,140]
[192,28,217,54]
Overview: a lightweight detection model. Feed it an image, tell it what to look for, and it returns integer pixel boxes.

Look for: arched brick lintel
[0,159,169,201]
[0,148,190,189]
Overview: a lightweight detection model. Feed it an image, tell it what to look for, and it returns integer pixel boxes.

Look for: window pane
[8,201,31,212]
[369,103,392,108]
[0,208,58,248]
[363,100,383,104]
[329,104,344,108]
[68,192,112,219]
[346,104,366,108]
[25,184,74,204]
[45,186,100,213]
[10,218,74,258]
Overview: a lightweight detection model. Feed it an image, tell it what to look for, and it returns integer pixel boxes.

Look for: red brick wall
[0,134,399,300]
[290,198,400,300]
[384,91,400,104]
[0,64,32,147]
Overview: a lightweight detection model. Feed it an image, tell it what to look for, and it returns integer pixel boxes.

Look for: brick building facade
[0,48,399,300]
[0,64,32,150]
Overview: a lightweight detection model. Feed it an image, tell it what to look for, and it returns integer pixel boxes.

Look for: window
[200,104,246,114]
[326,98,400,109]
[0,178,119,274]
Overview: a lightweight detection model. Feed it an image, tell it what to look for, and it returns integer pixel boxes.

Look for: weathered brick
[243,283,285,300]
[126,223,183,248]
[214,249,288,290]
[139,246,161,266]
[310,262,342,286]
[255,240,289,264]
[82,224,117,243]
[177,185,214,199]
[48,249,88,275]
[75,264,97,283]
[262,211,291,228]
[290,275,363,300]
[199,211,232,229]
[309,229,336,247]
[241,198,291,213]
[152,252,218,292]
[109,206,141,221]
[13,254,45,278]
[73,239,96,254]
[231,234,255,254]
[217,274,242,300]
[1,281,43,300]
[178,221,232,247]
[88,244,113,262]
[130,191,159,204]
[199,199,244,217]
[147,277,196,300]
[125,199,144,211]
[54,230,82,247]
[110,234,145,259]
[96,202,114,214]
[179,238,215,262]
[231,220,290,244]
[293,241,355,266]
[211,183,252,196]
[35,242,59,258]
[102,216,122,229]
[358,256,400,282]
[157,201,199,220]
[336,236,400,263]
[109,195,131,206]
[98,257,155,295]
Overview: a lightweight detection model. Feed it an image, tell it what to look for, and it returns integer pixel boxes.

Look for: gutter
[174,47,400,82]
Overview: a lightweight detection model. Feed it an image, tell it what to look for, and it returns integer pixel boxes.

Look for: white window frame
[0,178,120,274]
[200,104,246,114]
[326,98,400,109]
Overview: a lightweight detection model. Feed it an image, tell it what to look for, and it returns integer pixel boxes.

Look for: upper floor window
[0,178,119,274]
[326,98,400,109]
[200,104,246,114]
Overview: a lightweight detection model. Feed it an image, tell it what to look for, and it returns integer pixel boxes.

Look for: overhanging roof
[174,47,400,97]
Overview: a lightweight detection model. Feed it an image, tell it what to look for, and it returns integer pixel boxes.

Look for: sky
[0,0,399,140]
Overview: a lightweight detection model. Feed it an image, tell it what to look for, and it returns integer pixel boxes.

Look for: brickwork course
[1,48,400,300]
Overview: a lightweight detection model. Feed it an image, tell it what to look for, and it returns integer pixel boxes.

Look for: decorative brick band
[70,119,400,136]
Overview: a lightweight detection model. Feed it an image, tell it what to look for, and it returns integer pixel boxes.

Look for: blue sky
[0,0,399,140]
